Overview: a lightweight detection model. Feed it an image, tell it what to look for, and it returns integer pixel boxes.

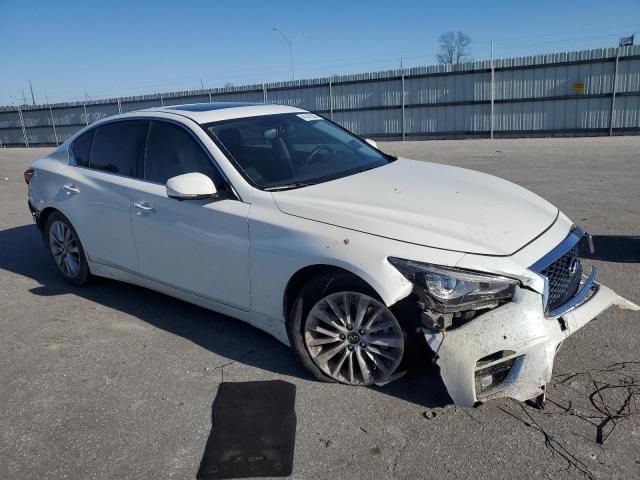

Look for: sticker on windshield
[297,113,322,121]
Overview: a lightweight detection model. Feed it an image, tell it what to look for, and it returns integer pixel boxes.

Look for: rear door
[128,120,251,310]
[62,120,148,270]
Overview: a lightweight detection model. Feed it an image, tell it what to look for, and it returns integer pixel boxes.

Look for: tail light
[24,168,34,184]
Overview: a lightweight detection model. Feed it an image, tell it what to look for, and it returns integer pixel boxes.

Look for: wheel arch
[38,206,61,233]
[283,263,426,385]
[282,263,409,322]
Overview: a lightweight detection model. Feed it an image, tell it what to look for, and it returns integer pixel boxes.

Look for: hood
[272,159,559,256]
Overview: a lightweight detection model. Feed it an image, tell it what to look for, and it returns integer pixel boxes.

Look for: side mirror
[166,172,217,200]
[364,138,378,149]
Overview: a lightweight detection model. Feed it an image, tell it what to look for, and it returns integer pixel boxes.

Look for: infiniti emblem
[568,257,579,275]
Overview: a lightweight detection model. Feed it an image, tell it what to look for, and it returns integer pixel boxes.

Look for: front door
[129,120,251,310]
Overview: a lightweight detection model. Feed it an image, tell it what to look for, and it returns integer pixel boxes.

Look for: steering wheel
[302,146,334,167]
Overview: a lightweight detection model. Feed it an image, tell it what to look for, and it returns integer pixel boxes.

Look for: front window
[144,120,225,188]
[203,113,392,190]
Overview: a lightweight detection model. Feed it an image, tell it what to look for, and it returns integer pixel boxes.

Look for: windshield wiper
[265,165,383,191]
[264,182,317,192]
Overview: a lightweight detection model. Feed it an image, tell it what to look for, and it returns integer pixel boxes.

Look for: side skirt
[88,260,290,346]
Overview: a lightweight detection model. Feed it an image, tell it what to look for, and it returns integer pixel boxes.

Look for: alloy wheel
[49,220,81,278]
[303,292,404,385]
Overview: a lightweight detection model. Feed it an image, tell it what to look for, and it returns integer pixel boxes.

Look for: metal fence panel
[213,90,264,103]
[0,111,20,129]
[121,99,163,112]
[333,108,402,136]
[614,95,640,128]
[163,94,211,106]
[0,128,25,145]
[617,58,640,93]
[1,46,639,146]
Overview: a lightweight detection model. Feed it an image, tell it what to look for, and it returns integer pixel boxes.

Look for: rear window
[90,121,148,176]
[69,129,95,167]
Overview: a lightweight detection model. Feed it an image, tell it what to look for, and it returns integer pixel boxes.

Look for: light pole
[273,28,303,81]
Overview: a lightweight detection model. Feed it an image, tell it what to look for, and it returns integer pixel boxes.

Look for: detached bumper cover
[424,283,639,407]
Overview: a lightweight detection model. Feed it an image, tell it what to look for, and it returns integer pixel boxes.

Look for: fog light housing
[474,356,521,396]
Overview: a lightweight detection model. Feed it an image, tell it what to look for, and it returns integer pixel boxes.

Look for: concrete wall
[2,46,639,147]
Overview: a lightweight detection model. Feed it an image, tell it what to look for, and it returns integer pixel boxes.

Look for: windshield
[203,113,391,190]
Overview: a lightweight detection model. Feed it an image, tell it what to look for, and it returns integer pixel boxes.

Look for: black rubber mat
[198,380,297,479]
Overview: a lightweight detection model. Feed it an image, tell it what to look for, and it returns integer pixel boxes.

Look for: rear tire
[44,211,91,286]
[288,272,407,386]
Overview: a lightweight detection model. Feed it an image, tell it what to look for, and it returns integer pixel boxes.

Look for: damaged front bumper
[424,282,639,407]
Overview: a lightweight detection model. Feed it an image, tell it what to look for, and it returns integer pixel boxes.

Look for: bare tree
[436,31,472,64]
[224,82,234,88]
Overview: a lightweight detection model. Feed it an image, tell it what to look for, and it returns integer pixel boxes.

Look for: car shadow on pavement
[583,235,640,263]
[0,223,451,409]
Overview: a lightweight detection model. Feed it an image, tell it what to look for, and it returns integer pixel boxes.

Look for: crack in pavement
[211,349,255,383]
[496,361,640,479]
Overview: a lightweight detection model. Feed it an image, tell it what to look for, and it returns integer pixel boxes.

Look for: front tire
[45,212,91,286]
[288,273,405,386]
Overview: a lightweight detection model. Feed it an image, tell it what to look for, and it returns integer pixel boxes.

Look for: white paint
[128,179,252,311]
[272,158,559,256]
[166,172,216,199]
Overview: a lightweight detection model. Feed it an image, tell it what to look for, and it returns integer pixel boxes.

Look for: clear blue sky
[1,0,638,106]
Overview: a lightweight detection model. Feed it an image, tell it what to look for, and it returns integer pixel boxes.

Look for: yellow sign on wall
[572,83,586,93]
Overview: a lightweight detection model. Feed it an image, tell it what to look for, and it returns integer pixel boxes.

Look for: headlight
[388,257,518,313]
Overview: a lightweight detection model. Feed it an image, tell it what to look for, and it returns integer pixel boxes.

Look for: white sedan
[25,102,638,406]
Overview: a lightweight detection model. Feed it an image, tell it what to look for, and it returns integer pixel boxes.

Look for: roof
[144,102,306,124]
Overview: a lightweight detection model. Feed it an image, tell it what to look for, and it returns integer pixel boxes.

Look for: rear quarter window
[69,129,95,167]
[90,120,148,176]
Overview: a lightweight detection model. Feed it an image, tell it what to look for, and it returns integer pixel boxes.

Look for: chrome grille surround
[530,226,597,317]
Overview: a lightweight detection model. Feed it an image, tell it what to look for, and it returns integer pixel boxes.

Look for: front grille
[541,245,583,311]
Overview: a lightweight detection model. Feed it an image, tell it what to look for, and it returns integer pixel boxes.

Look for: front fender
[247,199,465,321]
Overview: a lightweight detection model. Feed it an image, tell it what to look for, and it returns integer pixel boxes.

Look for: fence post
[117,98,123,113]
[608,48,620,136]
[261,65,267,104]
[49,105,59,146]
[490,40,495,139]
[160,96,164,107]
[328,79,333,120]
[208,91,212,102]
[83,102,89,126]
[401,71,406,141]
[18,107,29,148]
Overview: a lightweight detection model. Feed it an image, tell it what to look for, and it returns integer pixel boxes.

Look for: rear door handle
[134,201,155,214]
[63,184,80,195]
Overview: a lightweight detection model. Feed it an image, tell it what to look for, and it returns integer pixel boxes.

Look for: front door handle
[63,184,80,195]
[134,201,155,214]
